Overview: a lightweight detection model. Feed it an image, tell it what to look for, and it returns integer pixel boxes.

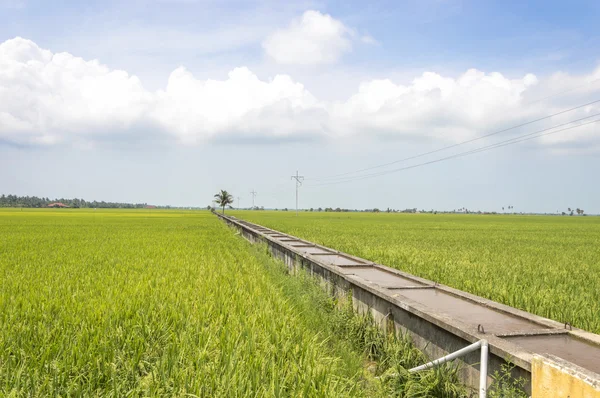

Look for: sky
[1,0,600,213]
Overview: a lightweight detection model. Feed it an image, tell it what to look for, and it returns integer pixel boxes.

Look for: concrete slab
[291,246,333,255]
[396,289,547,335]
[308,250,337,255]
[504,334,600,375]
[310,253,366,266]
[345,267,425,288]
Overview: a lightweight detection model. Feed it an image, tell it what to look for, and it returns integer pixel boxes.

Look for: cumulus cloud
[333,68,600,149]
[153,66,326,144]
[331,70,541,141]
[1,37,599,150]
[262,10,354,66]
[0,37,323,146]
[0,37,153,145]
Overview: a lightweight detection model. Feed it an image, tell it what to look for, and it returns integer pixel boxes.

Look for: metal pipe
[409,340,482,373]
[409,339,488,398]
[479,340,488,398]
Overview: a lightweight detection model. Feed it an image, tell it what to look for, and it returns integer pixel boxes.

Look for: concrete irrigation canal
[216,213,600,397]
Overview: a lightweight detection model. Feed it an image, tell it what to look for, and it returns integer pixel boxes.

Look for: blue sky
[1,0,599,213]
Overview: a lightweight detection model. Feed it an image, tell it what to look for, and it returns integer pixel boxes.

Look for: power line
[524,77,600,106]
[299,36,600,184]
[460,118,599,156]
[306,116,600,187]
[310,111,600,185]
[306,100,600,182]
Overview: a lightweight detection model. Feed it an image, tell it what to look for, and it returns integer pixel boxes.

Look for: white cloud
[1,37,599,150]
[153,66,325,144]
[0,37,323,146]
[0,37,153,146]
[262,10,354,65]
[330,69,542,141]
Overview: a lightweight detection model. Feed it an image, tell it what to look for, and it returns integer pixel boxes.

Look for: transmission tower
[290,170,304,216]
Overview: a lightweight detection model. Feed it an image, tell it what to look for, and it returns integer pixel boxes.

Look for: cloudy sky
[1,0,600,212]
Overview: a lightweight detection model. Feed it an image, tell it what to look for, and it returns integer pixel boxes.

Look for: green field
[0,209,467,397]
[234,211,600,334]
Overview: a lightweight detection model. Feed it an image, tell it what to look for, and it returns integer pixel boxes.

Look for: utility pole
[250,190,257,209]
[290,170,304,216]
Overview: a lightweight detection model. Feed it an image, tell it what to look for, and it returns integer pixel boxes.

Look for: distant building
[48,202,68,208]
[145,205,157,209]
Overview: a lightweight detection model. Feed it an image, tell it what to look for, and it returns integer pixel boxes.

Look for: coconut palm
[214,190,234,214]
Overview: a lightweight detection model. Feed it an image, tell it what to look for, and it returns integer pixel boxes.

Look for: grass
[233,210,600,334]
[0,209,467,397]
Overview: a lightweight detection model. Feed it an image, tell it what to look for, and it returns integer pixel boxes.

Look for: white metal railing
[409,339,489,398]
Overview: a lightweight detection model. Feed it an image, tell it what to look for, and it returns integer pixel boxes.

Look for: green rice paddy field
[0,209,468,397]
[235,211,600,335]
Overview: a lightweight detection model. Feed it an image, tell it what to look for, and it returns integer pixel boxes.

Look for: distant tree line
[0,194,151,209]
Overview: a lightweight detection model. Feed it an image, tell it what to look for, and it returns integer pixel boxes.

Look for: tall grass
[0,209,468,396]
[1,210,364,396]
[259,246,468,397]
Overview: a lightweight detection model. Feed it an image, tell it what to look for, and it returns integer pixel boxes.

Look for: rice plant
[0,209,467,396]
[235,210,600,334]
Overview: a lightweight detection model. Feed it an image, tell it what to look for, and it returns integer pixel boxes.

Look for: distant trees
[0,194,149,209]
[213,190,234,214]
[565,208,585,215]
[563,207,585,216]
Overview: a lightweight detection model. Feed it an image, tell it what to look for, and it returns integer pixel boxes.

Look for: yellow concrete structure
[532,354,600,397]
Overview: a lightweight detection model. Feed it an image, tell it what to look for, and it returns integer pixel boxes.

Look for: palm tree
[214,190,234,214]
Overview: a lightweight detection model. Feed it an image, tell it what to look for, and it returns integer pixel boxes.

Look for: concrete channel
[216,214,600,396]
